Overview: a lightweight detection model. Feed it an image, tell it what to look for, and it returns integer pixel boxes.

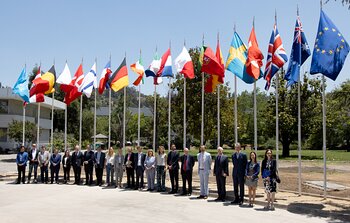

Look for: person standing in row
[262,149,278,211]
[245,151,260,207]
[197,145,212,199]
[135,146,146,190]
[50,149,61,184]
[167,144,179,194]
[16,145,28,184]
[114,148,124,188]
[83,145,94,186]
[231,143,247,205]
[124,147,135,189]
[180,148,195,196]
[27,143,39,184]
[71,145,83,185]
[106,147,115,186]
[62,150,71,184]
[144,149,156,191]
[156,146,167,192]
[38,146,50,184]
[214,147,229,202]
[95,146,106,186]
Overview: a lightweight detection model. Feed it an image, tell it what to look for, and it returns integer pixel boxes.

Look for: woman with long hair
[156,146,167,192]
[62,149,71,184]
[261,149,278,210]
[105,147,115,186]
[145,149,156,191]
[245,151,260,207]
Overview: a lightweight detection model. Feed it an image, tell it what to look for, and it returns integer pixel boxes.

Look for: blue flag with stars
[285,17,311,87]
[310,10,349,81]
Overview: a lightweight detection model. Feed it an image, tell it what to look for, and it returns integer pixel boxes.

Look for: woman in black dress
[261,149,277,210]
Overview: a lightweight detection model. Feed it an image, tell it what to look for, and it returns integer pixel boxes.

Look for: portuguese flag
[108,57,129,92]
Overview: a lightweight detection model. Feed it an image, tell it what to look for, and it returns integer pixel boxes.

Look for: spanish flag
[108,57,129,92]
[30,65,56,96]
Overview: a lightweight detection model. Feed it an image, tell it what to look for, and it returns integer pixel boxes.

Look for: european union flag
[285,17,311,87]
[310,10,349,81]
[12,67,29,103]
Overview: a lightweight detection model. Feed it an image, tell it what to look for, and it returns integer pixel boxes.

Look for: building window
[0,128,7,142]
[0,100,8,114]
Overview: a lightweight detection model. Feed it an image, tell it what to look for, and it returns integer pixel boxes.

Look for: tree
[8,120,37,144]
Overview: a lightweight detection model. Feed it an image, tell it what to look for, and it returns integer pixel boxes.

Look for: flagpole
[297,5,302,197]
[50,92,55,154]
[233,26,238,144]
[123,87,126,155]
[168,77,172,152]
[137,49,142,147]
[153,85,157,151]
[108,88,111,149]
[94,86,97,151]
[275,11,279,169]
[254,81,257,151]
[217,85,221,147]
[22,105,25,146]
[64,103,67,151]
[37,103,41,149]
[201,34,205,146]
[183,78,187,149]
[79,95,82,149]
[322,75,327,198]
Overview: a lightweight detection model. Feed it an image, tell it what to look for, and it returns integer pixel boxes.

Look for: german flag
[30,65,56,96]
[108,57,129,92]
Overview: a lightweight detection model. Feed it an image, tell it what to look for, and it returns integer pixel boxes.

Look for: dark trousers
[233,176,245,202]
[28,163,38,182]
[156,166,166,191]
[84,164,93,185]
[17,165,26,183]
[126,167,135,188]
[95,166,104,185]
[181,170,192,194]
[216,175,227,199]
[50,165,60,183]
[135,166,144,188]
[73,165,81,184]
[169,168,179,192]
[63,166,70,182]
[40,165,48,183]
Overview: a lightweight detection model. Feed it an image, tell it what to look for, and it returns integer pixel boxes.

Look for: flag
[285,17,311,87]
[200,46,224,76]
[158,48,173,78]
[28,66,45,103]
[198,45,207,71]
[57,63,72,92]
[108,57,129,92]
[145,53,162,85]
[175,46,195,79]
[130,56,145,86]
[98,61,112,94]
[310,10,349,80]
[205,41,225,93]
[226,32,256,84]
[64,64,84,105]
[264,24,288,90]
[79,62,97,98]
[29,65,56,96]
[12,67,29,103]
[246,27,264,80]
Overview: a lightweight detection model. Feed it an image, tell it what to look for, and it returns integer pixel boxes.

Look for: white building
[0,86,66,152]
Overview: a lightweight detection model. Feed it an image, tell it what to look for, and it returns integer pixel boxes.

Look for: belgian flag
[108,57,129,92]
[30,65,56,96]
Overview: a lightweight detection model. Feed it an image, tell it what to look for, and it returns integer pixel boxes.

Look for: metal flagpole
[153,85,157,151]
[254,81,257,151]
[275,12,279,168]
[297,6,302,196]
[168,77,172,152]
[94,87,97,151]
[123,87,126,155]
[217,85,220,147]
[108,88,111,149]
[322,75,327,198]
[201,34,205,146]
[233,26,238,144]
[22,105,25,145]
[64,104,67,151]
[183,78,187,149]
[137,84,141,147]
[79,95,82,149]
[50,92,55,154]
[37,103,41,149]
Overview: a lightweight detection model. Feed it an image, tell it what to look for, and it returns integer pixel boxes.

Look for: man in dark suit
[124,147,135,189]
[27,143,39,183]
[94,146,106,186]
[231,143,247,205]
[167,144,179,194]
[83,145,94,185]
[180,148,195,196]
[71,145,83,185]
[214,147,229,202]
[50,149,61,184]
[134,146,146,190]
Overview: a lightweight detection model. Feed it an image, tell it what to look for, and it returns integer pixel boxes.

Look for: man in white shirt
[197,145,212,199]
[28,144,39,183]
[134,146,145,190]
[38,146,50,184]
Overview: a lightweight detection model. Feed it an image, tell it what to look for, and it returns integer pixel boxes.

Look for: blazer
[245,161,260,178]
[124,152,135,169]
[62,155,71,168]
[94,152,106,168]
[71,151,83,167]
[180,154,195,174]
[197,152,212,175]
[232,152,247,178]
[167,150,179,170]
[50,154,61,168]
[214,155,229,177]
[38,151,50,167]
[134,152,146,170]
[83,150,95,166]
[28,149,39,164]
[16,152,28,166]
[114,154,124,170]
[261,159,277,179]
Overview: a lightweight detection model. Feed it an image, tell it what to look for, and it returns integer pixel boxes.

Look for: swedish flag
[310,10,349,80]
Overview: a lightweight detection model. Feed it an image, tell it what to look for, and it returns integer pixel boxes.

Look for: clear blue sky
[1,0,349,96]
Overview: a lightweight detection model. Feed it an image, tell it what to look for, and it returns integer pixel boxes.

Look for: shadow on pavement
[287,202,350,223]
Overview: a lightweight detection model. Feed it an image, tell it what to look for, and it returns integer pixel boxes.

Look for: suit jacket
[124,152,135,169]
[94,152,106,168]
[71,151,83,167]
[16,152,28,166]
[232,152,247,178]
[180,154,195,174]
[50,154,61,168]
[83,150,95,166]
[28,149,39,164]
[38,151,50,167]
[62,155,71,168]
[167,150,179,170]
[245,161,260,178]
[261,159,277,179]
[134,152,146,170]
[114,154,124,170]
[214,155,229,177]
[197,152,212,175]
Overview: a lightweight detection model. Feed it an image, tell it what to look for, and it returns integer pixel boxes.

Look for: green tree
[8,120,37,143]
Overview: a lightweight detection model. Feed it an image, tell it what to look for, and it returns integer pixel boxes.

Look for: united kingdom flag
[264,24,288,90]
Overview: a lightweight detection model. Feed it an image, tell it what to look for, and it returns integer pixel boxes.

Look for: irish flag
[130,56,145,86]
[175,46,194,79]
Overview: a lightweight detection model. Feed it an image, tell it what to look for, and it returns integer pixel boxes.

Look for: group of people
[16,142,279,210]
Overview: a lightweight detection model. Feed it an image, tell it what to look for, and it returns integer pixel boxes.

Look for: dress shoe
[214,198,221,202]
[231,200,239,204]
[168,191,175,194]
[197,195,204,199]
[203,196,208,199]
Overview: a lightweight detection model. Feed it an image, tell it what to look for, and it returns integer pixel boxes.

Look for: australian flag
[285,17,311,87]
[310,10,349,80]
[264,24,288,90]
